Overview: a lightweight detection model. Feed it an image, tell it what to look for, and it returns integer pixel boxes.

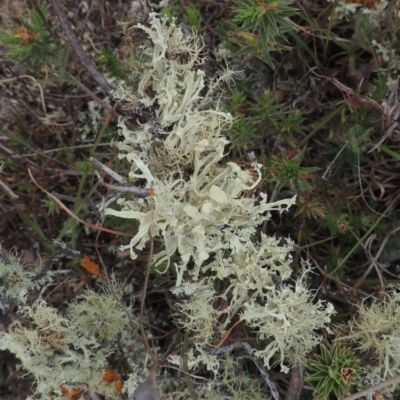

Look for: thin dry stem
[342,374,400,400]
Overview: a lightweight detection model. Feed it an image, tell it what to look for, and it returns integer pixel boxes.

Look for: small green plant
[185,5,201,31]
[0,2,59,67]
[307,345,361,400]
[96,48,129,80]
[230,0,298,67]
[267,151,319,192]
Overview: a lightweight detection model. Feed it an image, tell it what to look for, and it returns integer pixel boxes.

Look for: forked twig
[28,168,130,237]
[90,157,152,211]
[90,157,128,185]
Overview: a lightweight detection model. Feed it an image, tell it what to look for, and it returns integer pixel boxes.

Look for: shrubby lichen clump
[341,290,400,378]
[109,11,334,375]
[0,253,133,400]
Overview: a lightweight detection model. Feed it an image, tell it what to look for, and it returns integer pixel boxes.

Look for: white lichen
[108,12,334,379]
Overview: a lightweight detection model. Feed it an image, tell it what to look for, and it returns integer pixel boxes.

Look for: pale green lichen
[166,354,269,399]
[108,12,334,380]
[327,0,389,21]
[241,266,335,372]
[0,245,52,304]
[340,289,400,378]
[0,284,133,400]
[67,281,131,342]
[107,13,297,286]
[171,279,219,346]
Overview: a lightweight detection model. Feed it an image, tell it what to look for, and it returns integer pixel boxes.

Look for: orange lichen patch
[372,392,384,400]
[149,188,156,196]
[114,380,124,393]
[14,26,38,44]
[80,256,102,277]
[60,386,84,400]
[103,367,120,383]
[103,367,124,393]
[346,0,380,8]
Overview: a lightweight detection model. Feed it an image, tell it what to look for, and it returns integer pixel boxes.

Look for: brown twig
[342,374,400,400]
[140,230,159,373]
[73,79,114,113]
[138,0,150,23]
[89,157,152,211]
[49,0,113,97]
[284,366,304,400]
[28,168,131,237]
[0,178,19,199]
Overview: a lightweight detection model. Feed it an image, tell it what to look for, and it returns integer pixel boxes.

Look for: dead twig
[210,342,280,400]
[138,0,150,23]
[90,157,152,211]
[90,157,128,185]
[308,68,400,153]
[342,374,400,400]
[0,178,19,199]
[28,168,131,237]
[49,0,113,97]
[284,366,304,400]
[322,141,347,180]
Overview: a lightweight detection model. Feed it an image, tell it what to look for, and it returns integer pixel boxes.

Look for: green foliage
[76,160,93,173]
[230,0,298,67]
[41,197,61,216]
[185,5,201,31]
[96,48,129,80]
[267,151,319,192]
[227,87,306,149]
[227,88,287,149]
[229,116,259,149]
[0,2,59,67]
[253,89,281,119]
[307,345,361,400]
[278,109,305,135]
[322,211,350,236]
